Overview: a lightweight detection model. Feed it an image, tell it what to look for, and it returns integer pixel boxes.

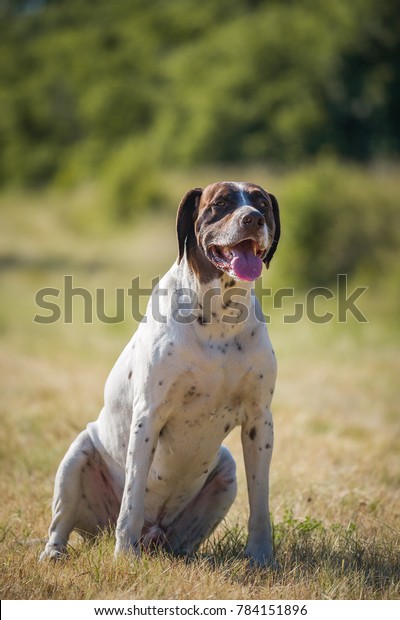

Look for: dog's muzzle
[207,239,267,281]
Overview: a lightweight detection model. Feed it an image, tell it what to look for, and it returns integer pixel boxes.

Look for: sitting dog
[40,181,280,566]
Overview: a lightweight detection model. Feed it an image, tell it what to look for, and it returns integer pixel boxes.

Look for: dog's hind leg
[40,430,121,560]
[165,446,237,555]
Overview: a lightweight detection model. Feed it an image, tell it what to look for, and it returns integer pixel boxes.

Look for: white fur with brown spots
[40,182,280,567]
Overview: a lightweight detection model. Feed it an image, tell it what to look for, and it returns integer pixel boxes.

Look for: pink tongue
[231,248,263,281]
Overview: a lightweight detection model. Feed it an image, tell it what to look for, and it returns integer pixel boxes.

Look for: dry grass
[0,191,399,599]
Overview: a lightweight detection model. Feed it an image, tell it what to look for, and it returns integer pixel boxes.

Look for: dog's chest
[158,332,274,445]
[142,337,274,521]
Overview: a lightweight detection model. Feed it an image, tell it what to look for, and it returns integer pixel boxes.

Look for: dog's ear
[264,193,281,268]
[176,188,203,264]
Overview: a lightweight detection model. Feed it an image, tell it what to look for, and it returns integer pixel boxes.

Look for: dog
[40,181,280,567]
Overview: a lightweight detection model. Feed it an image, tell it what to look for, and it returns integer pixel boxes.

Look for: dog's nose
[241,209,265,229]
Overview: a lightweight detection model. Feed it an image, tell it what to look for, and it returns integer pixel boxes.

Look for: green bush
[101,140,167,222]
[278,159,400,287]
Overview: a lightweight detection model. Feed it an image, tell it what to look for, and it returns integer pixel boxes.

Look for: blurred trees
[0,0,399,188]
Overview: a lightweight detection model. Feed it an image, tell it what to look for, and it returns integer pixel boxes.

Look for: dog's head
[177,182,280,282]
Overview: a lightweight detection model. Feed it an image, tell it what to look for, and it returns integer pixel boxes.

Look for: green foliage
[277,159,400,287]
[100,139,167,222]
[1,0,399,292]
[274,509,325,546]
[0,0,399,187]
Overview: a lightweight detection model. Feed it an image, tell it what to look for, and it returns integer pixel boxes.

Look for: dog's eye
[214,200,226,207]
[259,201,272,213]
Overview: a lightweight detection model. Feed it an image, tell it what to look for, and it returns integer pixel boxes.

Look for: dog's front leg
[241,408,275,567]
[114,410,160,557]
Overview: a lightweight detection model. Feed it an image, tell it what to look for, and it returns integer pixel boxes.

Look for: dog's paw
[39,543,67,562]
[142,525,167,550]
[245,553,280,571]
[244,544,277,570]
[114,538,141,561]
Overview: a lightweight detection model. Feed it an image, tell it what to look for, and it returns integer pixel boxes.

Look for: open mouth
[207,239,267,281]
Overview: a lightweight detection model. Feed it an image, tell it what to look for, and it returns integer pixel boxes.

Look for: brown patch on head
[176,188,202,264]
[196,182,275,249]
[264,193,281,267]
[176,182,280,282]
[176,187,220,282]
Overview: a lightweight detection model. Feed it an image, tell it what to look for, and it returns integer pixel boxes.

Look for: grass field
[0,187,399,600]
